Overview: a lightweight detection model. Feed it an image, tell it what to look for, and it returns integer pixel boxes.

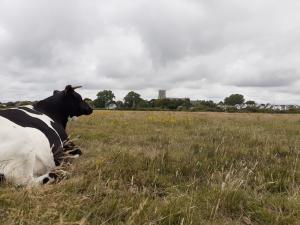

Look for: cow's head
[59,85,93,117]
[34,85,93,129]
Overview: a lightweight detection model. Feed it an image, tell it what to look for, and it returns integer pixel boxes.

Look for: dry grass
[1,111,300,224]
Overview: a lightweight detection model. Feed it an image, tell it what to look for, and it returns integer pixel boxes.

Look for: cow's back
[0,108,64,165]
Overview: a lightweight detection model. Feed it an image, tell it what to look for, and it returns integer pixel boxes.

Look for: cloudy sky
[0,0,300,104]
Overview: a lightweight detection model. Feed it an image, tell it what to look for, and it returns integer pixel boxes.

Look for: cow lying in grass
[0,85,93,186]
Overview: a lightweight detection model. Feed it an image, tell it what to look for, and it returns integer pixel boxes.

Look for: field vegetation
[1,111,300,224]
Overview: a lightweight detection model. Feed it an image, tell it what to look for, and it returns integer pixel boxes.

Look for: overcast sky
[0,0,300,104]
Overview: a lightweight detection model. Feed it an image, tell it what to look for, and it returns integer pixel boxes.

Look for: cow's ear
[53,90,60,95]
[64,85,74,96]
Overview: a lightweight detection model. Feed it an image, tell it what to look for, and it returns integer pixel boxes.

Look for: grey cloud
[1,0,300,104]
[230,69,300,87]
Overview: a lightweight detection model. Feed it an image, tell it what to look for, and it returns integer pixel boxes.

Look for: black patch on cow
[49,173,58,179]
[63,140,81,154]
[0,174,5,183]
[66,148,82,156]
[50,121,68,142]
[42,177,49,184]
[18,107,43,115]
[0,109,63,166]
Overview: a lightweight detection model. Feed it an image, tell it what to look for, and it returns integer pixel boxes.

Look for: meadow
[1,111,300,225]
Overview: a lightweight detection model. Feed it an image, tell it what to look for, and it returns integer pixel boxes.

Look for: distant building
[234,104,248,110]
[158,90,166,99]
[105,102,117,110]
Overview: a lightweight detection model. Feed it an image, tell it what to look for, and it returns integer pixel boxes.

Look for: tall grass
[1,111,300,224]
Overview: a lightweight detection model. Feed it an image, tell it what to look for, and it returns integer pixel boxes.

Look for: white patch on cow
[0,115,56,186]
[23,105,33,109]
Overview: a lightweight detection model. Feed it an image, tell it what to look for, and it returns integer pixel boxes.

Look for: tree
[116,101,124,109]
[15,101,33,107]
[84,98,94,108]
[245,100,256,105]
[151,98,191,110]
[124,91,142,108]
[224,94,245,106]
[138,99,151,108]
[193,100,216,108]
[93,90,115,108]
[5,102,16,107]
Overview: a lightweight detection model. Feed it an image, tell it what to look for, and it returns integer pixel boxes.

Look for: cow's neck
[33,98,69,129]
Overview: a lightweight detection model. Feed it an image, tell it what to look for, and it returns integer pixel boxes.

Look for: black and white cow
[0,85,93,186]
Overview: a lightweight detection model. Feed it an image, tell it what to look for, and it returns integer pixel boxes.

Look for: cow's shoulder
[19,106,43,115]
[50,121,68,142]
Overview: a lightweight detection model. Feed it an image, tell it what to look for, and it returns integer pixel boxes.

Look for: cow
[0,85,93,186]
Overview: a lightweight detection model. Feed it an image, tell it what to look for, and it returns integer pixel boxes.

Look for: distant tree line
[87,91,300,114]
[0,100,36,108]
[89,90,192,110]
[2,91,300,114]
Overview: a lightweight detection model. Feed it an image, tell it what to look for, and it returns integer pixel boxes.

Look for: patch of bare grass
[1,111,300,224]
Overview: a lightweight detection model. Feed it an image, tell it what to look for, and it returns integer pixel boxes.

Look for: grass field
[1,111,300,225]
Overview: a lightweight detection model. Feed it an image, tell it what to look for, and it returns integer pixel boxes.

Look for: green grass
[1,111,300,224]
